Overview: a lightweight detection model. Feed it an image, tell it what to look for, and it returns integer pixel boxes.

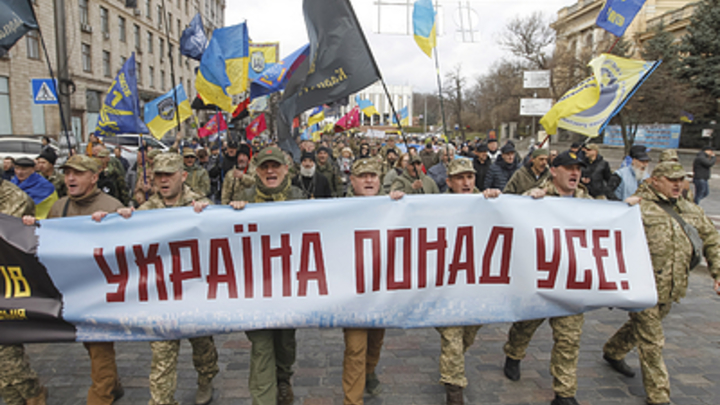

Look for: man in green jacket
[183,148,211,197]
[504,148,551,195]
[316,146,343,197]
[390,155,439,195]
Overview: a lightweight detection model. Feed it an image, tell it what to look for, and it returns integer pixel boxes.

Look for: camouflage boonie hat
[409,154,422,164]
[61,154,101,173]
[96,149,110,158]
[652,161,686,179]
[255,146,286,166]
[447,158,476,176]
[147,149,162,160]
[182,147,197,158]
[658,149,679,163]
[351,159,381,176]
[153,153,183,173]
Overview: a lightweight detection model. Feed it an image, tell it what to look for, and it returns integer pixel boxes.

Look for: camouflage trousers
[504,314,584,397]
[604,302,673,404]
[436,325,482,387]
[0,344,42,405]
[342,328,385,405]
[149,337,219,405]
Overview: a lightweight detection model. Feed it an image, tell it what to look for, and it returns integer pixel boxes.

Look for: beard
[300,165,316,178]
[632,166,646,180]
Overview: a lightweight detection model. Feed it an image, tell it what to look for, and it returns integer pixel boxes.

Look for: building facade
[351,81,413,127]
[0,0,225,142]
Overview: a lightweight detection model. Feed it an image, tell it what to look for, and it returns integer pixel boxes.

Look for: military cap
[652,161,686,179]
[500,143,516,154]
[255,146,286,166]
[147,149,162,160]
[552,150,587,168]
[182,147,197,158]
[96,149,110,158]
[447,158,476,176]
[409,154,423,164]
[658,149,679,163]
[38,148,58,165]
[583,144,599,152]
[61,154,101,173]
[532,148,549,158]
[351,158,381,176]
[14,157,36,167]
[153,153,183,173]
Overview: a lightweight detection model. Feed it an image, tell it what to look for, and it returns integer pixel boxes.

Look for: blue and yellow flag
[11,172,57,219]
[596,0,646,38]
[680,111,694,123]
[391,106,409,127]
[540,54,660,137]
[250,44,310,99]
[95,53,148,136]
[413,0,436,58]
[180,13,208,61]
[308,106,325,127]
[355,95,379,116]
[195,22,249,113]
[143,85,193,140]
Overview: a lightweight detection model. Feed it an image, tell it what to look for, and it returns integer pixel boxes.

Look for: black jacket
[472,157,490,191]
[582,154,613,198]
[484,158,520,190]
[693,151,716,181]
[292,172,332,199]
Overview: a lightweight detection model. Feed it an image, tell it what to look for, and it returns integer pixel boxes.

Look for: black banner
[0,0,39,57]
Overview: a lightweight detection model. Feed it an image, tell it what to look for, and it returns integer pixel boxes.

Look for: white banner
[11,194,657,342]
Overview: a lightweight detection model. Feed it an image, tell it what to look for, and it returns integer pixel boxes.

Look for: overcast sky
[226,0,577,93]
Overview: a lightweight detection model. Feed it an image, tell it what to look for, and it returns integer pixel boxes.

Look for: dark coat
[472,157,490,191]
[484,158,520,190]
[293,171,333,199]
[693,151,716,181]
[582,154,613,198]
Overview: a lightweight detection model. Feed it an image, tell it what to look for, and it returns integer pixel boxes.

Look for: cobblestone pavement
[14,143,720,405]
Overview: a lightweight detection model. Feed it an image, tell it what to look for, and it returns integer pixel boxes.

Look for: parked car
[0,136,59,162]
[100,134,169,168]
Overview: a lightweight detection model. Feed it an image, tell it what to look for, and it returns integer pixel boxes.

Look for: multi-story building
[0,0,225,142]
[351,81,413,127]
[551,0,694,59]
[637,2,698,45]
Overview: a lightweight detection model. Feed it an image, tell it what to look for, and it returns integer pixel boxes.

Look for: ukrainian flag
[355,95,379,116]
[413,0,436,58]
[195,23,249,113]
[144,85,193,140]
[11,173,58,219]
[308,106,325,127]
[392,106,409,127]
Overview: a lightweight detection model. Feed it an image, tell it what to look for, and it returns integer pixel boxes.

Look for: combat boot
[550,395,579,405]
[444,384,464,405]
[26,387,47,405]
[111,382,125,402]
[365,372,382,395]
[277,380,293,405]
[503,356,521,381]
[195,381,213,405]
[603,353,636,377]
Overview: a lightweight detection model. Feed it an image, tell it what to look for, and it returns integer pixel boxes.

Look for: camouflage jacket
[390,169,439,195]
[636,183,720,303]
[524,179,591,199]
[316,161,343,197]
[221,167,256,205]
[184,164,211,197]
[44,170,67,198]
[0,180,35,217]
[139,184,211,210]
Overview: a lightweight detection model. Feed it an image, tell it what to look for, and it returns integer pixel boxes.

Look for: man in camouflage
[228,146,305,405]
[0,168,46,405]
[602,162,720,405]
[36,148,66,197]
[182,148,211,197]
[115,153,220,405]
[221,144,255,205]
[391,155,439,195]
[342,159,404,405]
[315,146,343,197]
[502,151,590,405]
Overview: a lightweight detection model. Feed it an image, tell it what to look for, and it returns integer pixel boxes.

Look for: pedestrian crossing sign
[32,79,59,105]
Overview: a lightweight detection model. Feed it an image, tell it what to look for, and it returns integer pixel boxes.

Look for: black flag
[278,0,381,159]
[0,0,39,57]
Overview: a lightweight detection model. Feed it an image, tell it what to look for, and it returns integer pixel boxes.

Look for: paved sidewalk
[21,268,720,405]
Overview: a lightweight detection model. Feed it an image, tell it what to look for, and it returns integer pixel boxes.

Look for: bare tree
[498,11,555,70]
[444,64,467,138]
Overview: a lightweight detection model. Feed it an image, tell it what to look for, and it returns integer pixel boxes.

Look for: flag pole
[161,0,183,137]
[432,45,448,140]
[28,3,74,155]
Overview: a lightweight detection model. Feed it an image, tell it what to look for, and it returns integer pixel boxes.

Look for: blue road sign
[32,79,58,105]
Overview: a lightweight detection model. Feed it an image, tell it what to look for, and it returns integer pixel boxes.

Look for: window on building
[100,7,109,35]
[103,51,111,77]
[120,56,127,73]
[147,32,153,53]
[160,70,165,91]
[168,44,173,62]
[26,30,40,59]
[177,19,181,38]
[149,66,155,88]
[134,24,140,49]
[185,0,188,15]
[157,5,163,27]
[159,38,164,60]
[146,0,152,20]
[82,43,92,72]
[29,82,45,135]
[119,17,126,42]
[0,77,11,135]
[187,78,191,98]
[137,61,142,84]
[79,0,89,25]
[168,12,173,32]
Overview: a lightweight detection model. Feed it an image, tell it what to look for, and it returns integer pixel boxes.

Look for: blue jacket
[613,165,648,201]
[484,158,520,190]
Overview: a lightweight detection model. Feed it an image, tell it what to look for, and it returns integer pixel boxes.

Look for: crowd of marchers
[1,131,720,405]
